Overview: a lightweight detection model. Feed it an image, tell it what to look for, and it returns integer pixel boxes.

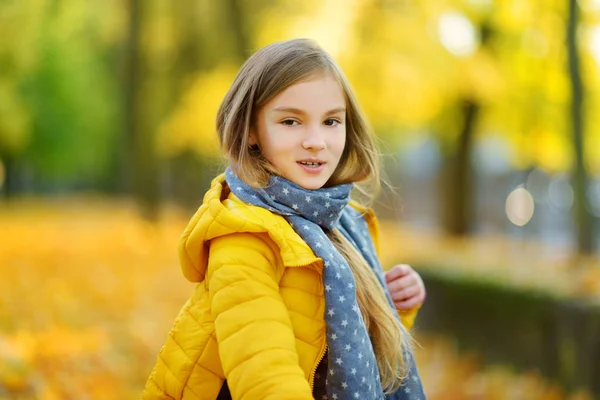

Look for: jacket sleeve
[207,232,313,400]
[398,306,420,330]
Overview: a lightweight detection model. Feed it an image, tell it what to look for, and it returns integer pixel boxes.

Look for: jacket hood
[178,174,320,282]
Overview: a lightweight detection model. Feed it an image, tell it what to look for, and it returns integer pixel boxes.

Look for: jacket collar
[179,174,320,283]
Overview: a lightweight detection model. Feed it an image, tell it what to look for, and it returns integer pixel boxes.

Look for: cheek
[263,129,295,151]
[333,131,347,156]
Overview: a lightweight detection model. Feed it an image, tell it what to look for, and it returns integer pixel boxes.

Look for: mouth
[298,160,325,167]
[297,160,326,174]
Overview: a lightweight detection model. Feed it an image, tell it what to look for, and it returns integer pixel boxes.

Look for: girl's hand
[385,264,426,310]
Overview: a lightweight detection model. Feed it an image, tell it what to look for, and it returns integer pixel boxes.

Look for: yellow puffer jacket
[143,174,418,400]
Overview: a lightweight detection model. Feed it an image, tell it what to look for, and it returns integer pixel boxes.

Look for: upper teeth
[301,162,320,166]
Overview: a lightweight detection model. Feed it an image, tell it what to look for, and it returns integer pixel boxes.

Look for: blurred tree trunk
[0,154,15,199]
[441,100,478,235]
[567,0,594,255]
[123,0,164,220]
[440,23,493,236]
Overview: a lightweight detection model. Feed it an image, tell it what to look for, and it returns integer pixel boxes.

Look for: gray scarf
[225,167,426,400]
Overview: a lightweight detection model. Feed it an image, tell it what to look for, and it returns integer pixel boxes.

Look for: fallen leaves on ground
[0,198,594,399]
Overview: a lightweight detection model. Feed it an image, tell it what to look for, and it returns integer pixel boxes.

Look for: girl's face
[250,74,347,190]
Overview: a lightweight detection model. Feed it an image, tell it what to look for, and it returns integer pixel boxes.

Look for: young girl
[143,38,427,400]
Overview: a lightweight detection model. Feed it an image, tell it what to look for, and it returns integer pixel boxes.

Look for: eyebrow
[272,106,346,115]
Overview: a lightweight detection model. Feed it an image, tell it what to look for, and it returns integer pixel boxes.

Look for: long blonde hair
[216,38,410,392]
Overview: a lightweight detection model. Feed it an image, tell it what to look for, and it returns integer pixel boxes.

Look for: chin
[294,178,328,190]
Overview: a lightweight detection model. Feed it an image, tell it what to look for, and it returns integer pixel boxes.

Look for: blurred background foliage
[1,0,600,398]
[2,0,600,246]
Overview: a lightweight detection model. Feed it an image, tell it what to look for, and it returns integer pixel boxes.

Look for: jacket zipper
[309,341,327,390]
[285,257,327,391]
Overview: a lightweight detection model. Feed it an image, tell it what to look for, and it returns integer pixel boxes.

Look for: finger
[387,274,417,295]
[390,284,419,302]
[385,264,411,282]
[394,295,423,310]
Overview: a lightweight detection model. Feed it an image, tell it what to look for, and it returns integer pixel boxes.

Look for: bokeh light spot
[506,187,535,226]
[438,11,479,56]
[548,175,574,211]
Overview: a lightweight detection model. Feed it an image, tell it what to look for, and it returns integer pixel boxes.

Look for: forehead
[266,74,346,112]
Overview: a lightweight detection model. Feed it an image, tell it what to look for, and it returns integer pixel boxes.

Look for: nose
[302,125,326,150]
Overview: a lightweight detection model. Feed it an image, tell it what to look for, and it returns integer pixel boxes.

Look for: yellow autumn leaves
[157,66,240,158]
[155,0,600,177]
[0,199,596,399]
[0,198,188,399]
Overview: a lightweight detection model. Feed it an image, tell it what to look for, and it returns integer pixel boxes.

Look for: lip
[297,159,326,174]
[297,158,325,164]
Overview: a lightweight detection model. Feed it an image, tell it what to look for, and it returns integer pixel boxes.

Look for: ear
[248,130,257,146]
